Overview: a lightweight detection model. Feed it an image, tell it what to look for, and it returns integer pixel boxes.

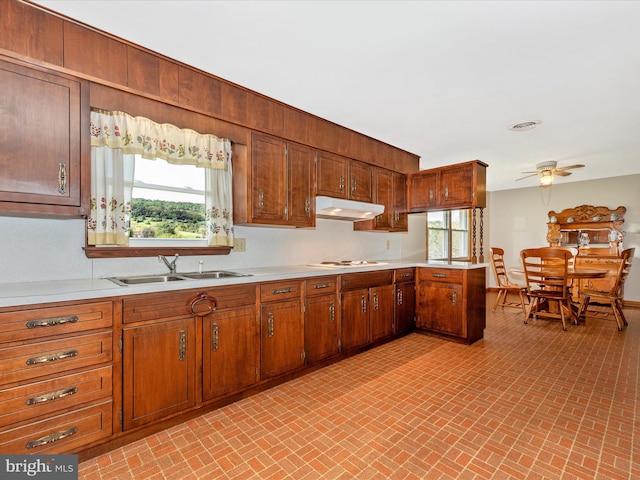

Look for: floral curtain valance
[90,109,231,170]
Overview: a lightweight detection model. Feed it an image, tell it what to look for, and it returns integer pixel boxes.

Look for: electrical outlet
[234,238,246,252]
[386,240,391,250]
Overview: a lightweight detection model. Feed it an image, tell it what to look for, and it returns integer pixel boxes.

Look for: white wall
[0,214,424,285]
[487,174,640,301]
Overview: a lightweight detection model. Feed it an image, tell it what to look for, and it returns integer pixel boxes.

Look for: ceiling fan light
[539,172,553,187]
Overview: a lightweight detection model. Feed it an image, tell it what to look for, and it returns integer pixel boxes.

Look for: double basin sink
[108,270,251,286]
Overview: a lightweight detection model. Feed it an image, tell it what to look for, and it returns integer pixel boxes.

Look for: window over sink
[427,209,471,262]
[85,109,234,258]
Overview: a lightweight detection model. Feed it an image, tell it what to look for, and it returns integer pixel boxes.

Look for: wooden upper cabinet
[372,168,393,230]
[63,22,127,85]
[246,93,285,135]
[392,172,408,231]
[354,169,407,232]
[409,160,487,212]
[1,1,64,65]
[235,133,314,227]
[127,46,179,102]
[178,67,222,117]
[0,57,86,215]
[349,160,373,202]
[316,151,348,199]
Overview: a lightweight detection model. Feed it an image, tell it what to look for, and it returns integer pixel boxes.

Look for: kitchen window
[427,209,471,261]
[85,109,234,258]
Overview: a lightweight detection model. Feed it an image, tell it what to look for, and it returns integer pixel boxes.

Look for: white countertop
[0,260,487,308]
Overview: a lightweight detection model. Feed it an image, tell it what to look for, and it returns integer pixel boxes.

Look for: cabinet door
[340,289,370,351]
[316,151,348,199]
[372,168,393,230]
[203,307,258,400]
[395,282,416,335]
[122,318,196,430]
[438,164,474,208]
[0,59,81,210]
[349,160,373,202]
[287,142,316,227]
[408,171,438,212]
[417,281,464,336]
[304,294,339,363]
[370,284,395,342]
[251,133,287,223]
[392,172,408,231]
[260,300,304,379]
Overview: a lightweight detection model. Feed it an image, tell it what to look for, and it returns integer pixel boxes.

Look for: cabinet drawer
[0,400,112,454]
[305,276,338,296]
[123,285,257,323]
[419,268,463,284]
[0,366,112,429]
[0,301,112,345]
[340,270,393,291]
[576,257,620,270]
[394,268,415,283]
[0,332,112,387]
[260,281,302,303]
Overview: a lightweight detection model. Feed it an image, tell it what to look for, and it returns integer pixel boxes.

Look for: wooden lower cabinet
[341,289,371,350]
[122,318,196,430]
[304,277,340,363]
[416,267,486,344]
[370,285,395,342]
[203,306,259,400]
[394,268,416,335]
[260,281,305,379]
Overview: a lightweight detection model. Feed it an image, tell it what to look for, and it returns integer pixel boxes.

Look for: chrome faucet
[159,254,179,273]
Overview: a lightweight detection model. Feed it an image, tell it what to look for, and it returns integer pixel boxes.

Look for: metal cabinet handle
[57,162,67,194]
[400,273,411,278]
[258,189,264,211]
[26,387,78,405]
[361,296,367,314]
[397,289,403,306]
[272,287,292,295]
[451,290,457,306]
[179,330,186,361]
[212,323,219,351]
[329,302,335,323]
[27,315,78,329]
[26,426,78,449]
[351,177,357,194]
[26,350,78,365]
[313,283,331,289]
[429,188,434,202]
[267,312,274,337]
[444,185,449,200]
[373,293,379,311]
[189,292,217,316]
[432,273,448,278]
[339,175,344,192]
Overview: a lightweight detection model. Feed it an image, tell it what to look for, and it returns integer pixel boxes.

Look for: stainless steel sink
[181,270,251,279]
[108,274,187,286]
[107,270,251,286]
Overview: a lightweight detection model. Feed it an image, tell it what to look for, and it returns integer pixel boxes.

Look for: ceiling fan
[516,160,585,187]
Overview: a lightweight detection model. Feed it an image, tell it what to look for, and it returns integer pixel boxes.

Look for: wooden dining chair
[490,247,527,314]
[520,247,574,331]
[577,247,635,331]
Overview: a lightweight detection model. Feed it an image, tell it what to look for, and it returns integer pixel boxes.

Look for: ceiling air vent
[508,120,542,131]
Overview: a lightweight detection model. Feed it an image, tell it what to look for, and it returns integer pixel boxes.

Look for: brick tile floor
[79,295,639,479]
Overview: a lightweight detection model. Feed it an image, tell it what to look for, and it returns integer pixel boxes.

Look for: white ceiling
[34,0,640,191]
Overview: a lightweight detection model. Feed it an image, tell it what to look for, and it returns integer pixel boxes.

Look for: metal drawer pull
[26,426,78,449]
[400,273,411,278]
[313,283,331,289]
[26,387,78,405]
[268,313,274,337]
[272,287,292,295]
[212,323,219,351]
[26,350,78,365]
[57,162,67,194]
[179,331,186,361]
[432,273,448,278]
[27,315,78,329]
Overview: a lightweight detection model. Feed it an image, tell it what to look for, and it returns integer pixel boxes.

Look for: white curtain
[88,109,234,247]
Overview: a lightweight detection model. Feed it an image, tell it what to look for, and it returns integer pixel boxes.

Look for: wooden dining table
[510,267,607,324]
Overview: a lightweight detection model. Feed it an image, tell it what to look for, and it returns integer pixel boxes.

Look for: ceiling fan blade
[555,164,585,171]
[516,173,539,181]
[520,170,539,174]
[554,171,572,177]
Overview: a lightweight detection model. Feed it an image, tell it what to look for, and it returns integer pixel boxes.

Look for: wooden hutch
[547,204,626,296]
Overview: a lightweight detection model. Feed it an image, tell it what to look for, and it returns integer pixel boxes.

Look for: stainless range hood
[315,196,384,221]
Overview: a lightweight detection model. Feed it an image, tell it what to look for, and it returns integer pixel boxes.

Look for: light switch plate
[234,238,246,252]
